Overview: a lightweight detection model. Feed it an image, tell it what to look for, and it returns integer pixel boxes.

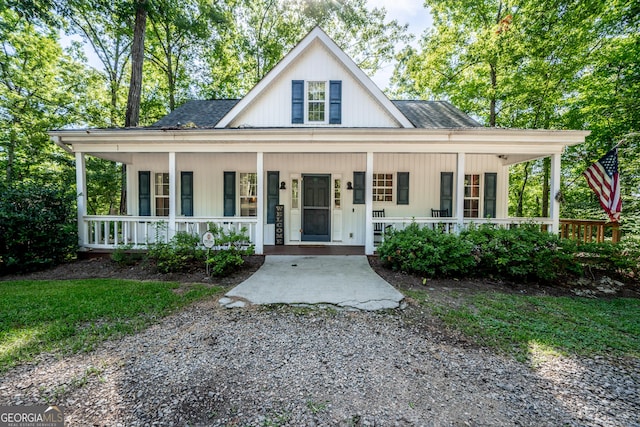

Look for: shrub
[204,225,254,277]
[576,239,640,278]
[461,224,580,281]
[0,184,77,275]
[377,223,476,278]
[147,232,204,274]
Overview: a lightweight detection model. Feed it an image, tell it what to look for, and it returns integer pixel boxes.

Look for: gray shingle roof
[150,99,481,129]
[391,100,482,128]
[151,99,240,128]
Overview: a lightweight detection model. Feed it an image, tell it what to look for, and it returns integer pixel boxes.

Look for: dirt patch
[0,255,265,288]
[367,255,640,300]
[3,253,638,300]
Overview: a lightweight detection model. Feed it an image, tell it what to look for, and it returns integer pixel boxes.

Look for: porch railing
[81,215,258,249]
[371,217,620,244]
[559,219,621,243]
[371,216,554,240]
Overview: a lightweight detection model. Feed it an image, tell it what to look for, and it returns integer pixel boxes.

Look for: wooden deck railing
[559,219,621,243]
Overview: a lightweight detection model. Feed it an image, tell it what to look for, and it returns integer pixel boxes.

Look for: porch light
[280,181,286,190]
[346,181,353,190]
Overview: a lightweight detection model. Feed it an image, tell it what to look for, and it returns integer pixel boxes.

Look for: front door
[302,174,330,242]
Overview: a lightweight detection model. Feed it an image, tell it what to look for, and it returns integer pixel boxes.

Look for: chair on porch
[373,209,392,244]
[431,208,449,217]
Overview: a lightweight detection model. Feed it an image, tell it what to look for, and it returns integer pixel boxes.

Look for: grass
[0,279,223,373]
[411,289,640,362]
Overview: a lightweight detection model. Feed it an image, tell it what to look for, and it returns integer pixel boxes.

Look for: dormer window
[307,81,326,122]
[292,80,341,125]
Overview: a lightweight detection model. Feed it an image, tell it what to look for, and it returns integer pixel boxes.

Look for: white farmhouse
[51,27,589,255]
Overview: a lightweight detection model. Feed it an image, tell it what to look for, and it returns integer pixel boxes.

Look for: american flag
[583,148,622,222]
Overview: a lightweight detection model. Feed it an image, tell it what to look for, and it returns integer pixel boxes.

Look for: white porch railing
[81,215,258,249]
[371,216,555,242]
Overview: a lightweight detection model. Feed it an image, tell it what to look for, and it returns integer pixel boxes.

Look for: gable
[217,27,413,129]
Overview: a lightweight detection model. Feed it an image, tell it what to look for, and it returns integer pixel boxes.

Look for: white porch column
[456,152,466,231]
[256,152,264,254]
[168,152,176,239]
[550,153,562,234]
[365,152,374,255]
[75,152,87,247]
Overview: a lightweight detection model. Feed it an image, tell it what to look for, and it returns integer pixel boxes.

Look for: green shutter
[139,171,151,216]
[353,171,365,205]
[440,172,453,217]
[329,80,342,124]
[223,171,236,217]
[181,171,193,216]
[267,171,279,224]
[291,80,304,124]
[484,172,497,218]
[397,172,409,205]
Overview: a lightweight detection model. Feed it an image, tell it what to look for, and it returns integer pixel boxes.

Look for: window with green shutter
[440,172,453,216]
[181,171,193,216]
[223,172,236,216]
[267,171,279,224]
[484,172,497,218]
[397,172,409,205]
[139,171,151,216]
[353,171,365,204]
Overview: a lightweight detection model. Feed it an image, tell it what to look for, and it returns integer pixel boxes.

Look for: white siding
[229,40,400,128]
[126,152,508,245]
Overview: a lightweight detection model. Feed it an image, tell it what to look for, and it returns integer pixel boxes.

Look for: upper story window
[307,81,326,122]
[292,80,341,125]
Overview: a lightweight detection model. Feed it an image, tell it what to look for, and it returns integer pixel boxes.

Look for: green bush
[461,224,580,281]
[147,232,204,274]
[576,239,640,278]
[204,225,254,277]
[378,223,476,278]
[0,184,77,275]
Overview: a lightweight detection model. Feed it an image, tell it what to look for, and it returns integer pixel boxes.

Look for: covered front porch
[52,127,591,256]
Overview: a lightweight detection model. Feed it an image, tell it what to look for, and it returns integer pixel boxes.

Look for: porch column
[550,153,561,234]
[456,152,466,231]
[75,152,88,247]
[169,152,176,239]
[256,152,264,254]
[365,152,374,255]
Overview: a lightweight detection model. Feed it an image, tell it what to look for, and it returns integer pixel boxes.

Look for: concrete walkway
[220,255,404,310]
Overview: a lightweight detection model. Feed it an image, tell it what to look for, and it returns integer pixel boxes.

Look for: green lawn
[0,279,223,373]
[407,289,640,362]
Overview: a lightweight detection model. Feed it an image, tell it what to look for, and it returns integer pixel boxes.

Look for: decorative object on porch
[431,208,449,217]
[583,147,621,222]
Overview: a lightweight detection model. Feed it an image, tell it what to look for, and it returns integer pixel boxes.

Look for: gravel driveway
[1,299,639,426]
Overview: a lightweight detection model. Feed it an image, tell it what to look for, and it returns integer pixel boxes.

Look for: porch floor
[263,245,365,256]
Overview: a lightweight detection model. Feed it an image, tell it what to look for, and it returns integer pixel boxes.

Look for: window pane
[334,179,341,208]
[308,81,326,122]
[291,179,299,209]
[240,173,257,216]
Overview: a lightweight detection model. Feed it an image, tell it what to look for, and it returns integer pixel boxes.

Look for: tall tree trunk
[125,1,147,128]
[489,62,497,127]
[122,0,147,214]
[516,162,530,217]
[6,127,16,184]
[541,157,550,217]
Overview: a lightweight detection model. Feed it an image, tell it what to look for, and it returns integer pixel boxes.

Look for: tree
[391,0,635,222]
[146,0,226,111]
[199,0,410,98]
[125,0,148,128]
[0,8,91,187]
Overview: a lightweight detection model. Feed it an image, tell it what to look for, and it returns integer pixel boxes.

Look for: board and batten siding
[127,153,256,217]
[228,40,400,128]
[126,152,508,245]
[373,154,508,219]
